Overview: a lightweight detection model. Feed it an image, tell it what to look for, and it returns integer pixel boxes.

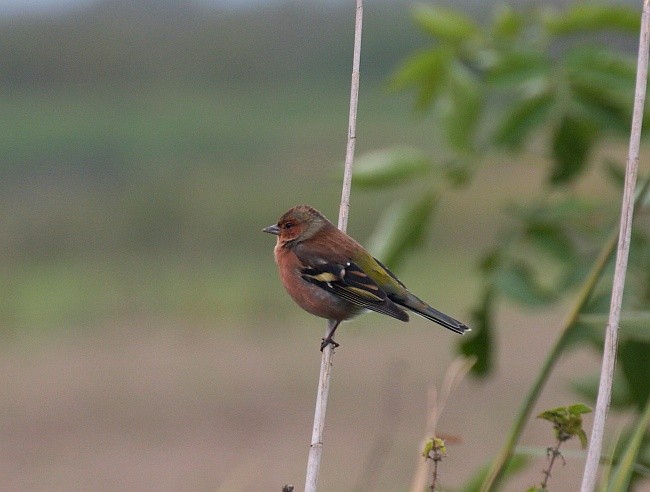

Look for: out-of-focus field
[1,311,606,491]
[0,1,646,490]
[1,146,629,490]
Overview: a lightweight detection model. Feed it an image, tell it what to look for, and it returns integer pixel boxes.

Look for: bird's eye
[284,222,293,230]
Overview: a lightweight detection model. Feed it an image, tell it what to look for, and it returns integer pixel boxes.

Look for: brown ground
[0,311,645,492]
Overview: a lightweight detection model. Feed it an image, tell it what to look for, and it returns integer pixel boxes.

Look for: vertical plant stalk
[580,1,650,490]
[338,0,363,232]
[304,1,363,491]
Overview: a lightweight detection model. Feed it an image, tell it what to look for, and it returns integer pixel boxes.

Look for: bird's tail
[400,293,470,334]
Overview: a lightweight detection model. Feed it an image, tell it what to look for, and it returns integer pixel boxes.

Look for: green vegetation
[528,404,592,491]
[349,2,650,489]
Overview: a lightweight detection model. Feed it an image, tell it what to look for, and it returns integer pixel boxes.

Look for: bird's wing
[372,257,407,289]
[301,261,409,322]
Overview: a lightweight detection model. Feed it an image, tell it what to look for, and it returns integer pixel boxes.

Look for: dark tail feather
[399,294,471,335]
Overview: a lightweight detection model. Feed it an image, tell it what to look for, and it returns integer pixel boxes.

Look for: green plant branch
[480,174,650,491]
[541,439,564,490]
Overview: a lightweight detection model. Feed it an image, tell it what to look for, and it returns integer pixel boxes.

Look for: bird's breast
[274,245,361,321]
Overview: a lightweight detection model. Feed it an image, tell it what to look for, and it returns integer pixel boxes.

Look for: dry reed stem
[580,1,650,490]
[304,1,363,491]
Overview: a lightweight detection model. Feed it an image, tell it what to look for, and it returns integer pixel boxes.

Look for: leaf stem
[540,440,564,490]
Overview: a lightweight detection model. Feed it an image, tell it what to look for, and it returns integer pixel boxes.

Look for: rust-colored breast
[273,243,360,321]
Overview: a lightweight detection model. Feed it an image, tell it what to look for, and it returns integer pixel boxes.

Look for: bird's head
[263,205,330,245]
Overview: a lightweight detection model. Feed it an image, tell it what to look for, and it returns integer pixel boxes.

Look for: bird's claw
[320,337,339,351]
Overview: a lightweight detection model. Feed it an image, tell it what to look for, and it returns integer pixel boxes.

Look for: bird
[263,205,470,350]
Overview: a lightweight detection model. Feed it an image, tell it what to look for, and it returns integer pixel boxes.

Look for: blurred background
[1,0,648,490]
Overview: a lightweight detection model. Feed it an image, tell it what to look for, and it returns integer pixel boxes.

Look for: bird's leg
[320,321,341,351]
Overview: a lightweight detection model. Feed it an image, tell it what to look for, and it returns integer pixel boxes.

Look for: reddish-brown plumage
[273,242,362,321]
[269,206,364,322]
[263,205,470,349]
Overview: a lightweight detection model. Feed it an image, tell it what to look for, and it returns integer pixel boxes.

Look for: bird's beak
[262,224,280,235]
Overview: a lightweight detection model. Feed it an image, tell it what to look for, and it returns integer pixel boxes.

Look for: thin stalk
[541,440,564,490]
[337,0,363,233]
[304,1,363,491]
[580,1,650,490]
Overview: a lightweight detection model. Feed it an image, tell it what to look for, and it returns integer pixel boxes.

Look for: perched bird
[263,205,470,350]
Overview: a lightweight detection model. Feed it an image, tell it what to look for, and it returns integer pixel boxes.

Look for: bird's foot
[320,337,339,351]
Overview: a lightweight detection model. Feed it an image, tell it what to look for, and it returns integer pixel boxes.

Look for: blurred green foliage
[353,0,650,380]
[352,2,650,489]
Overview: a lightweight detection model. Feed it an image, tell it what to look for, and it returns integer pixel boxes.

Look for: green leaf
[576,428,589,449]
[525,221,575,263]
[422,437,434,458]
[441,156,475,187]
[568,403,593,415]
[494,261,554,305]
[491,4,523,39]
[389,47,452,109]
[567,48,637,94]
[440,63,483,151]
[367,192,438,269]
[460,454,528,492]
[607,399,650,491]
[486,50,550,88]
[493,90,555,149]
[412,4,480,44]
[550,115,597,185]
[544,4,640,35]
[537,407,565,422]
[459,289,493,377]
[565,48,635,132]
[390,48,446,90]
[479,249,501,274]
[351,147,433,188]
[570,80,632,133]
[545,196,597,223]
[619,340,650,410]
[538,404,591,446]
